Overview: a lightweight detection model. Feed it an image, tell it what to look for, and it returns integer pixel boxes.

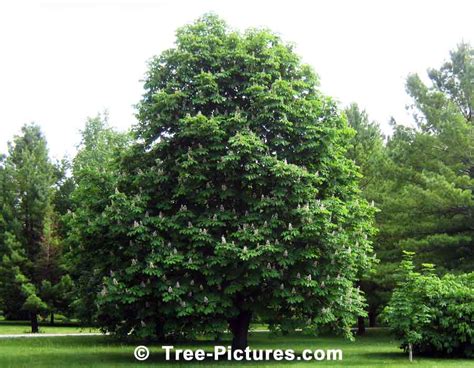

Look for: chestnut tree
[73,15,375,350]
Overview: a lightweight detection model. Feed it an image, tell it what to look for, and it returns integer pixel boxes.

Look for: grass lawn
[0,328,472,367]
[0,319,98,335]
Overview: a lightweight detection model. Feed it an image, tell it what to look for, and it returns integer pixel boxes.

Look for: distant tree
[345,103,385,191]
[67,114,130,324]
[345,104,387,333]
[36,203,74,324]
[353,44,474,331]
[379,43,474,273]
[408,42,473,126]
[0,124,66,332]
[74,15,375,350]
[52,159,75,238]
[1,124,54,330]
[40,274,74,325]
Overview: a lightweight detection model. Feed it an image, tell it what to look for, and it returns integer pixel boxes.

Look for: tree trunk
[357,316,365,335]
[214,333,222,342]
[31,312,39,333]
[229,310,252,351]
[368,310,377,327]
[155,319,165,341]
[50,313,54,325]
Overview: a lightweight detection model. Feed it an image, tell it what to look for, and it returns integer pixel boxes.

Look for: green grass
[0,329,472,367]
[0,320,98,335]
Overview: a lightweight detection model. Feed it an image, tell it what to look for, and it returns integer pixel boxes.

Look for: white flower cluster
[100,286,108,296]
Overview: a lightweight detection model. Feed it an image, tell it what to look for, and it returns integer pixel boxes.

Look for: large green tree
[73,15,375,350]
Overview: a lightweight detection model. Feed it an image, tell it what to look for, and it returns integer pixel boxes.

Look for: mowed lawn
[1,329,473,367]
[0,320,98,335]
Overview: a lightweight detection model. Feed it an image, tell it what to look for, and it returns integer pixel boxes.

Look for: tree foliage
[0,124,73,330]
[67,114,130,323]
[345,103,386,192]
[383,252,474,358]
[345,104,389,329]
[71,15,375,348]
[378,43,474,273]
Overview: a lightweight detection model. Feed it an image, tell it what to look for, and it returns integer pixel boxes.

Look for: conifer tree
[0,232,29,319]
[0,124,55,331]
[379,43,474,273]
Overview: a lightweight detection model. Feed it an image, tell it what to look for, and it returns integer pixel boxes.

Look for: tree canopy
[70,14,375,349]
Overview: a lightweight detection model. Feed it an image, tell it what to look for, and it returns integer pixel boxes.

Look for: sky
[0,0,473,160]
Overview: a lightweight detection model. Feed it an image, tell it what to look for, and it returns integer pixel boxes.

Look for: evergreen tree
[345,103,386,192]
[0,155,23,317]
[36,204,73,324]
[52,158,75,239]
[379,43,474,273]
[0,232,29,319]
[350,44,474,328]
[0,124,55,331]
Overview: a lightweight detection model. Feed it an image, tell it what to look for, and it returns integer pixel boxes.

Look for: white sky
[1,0,473,160]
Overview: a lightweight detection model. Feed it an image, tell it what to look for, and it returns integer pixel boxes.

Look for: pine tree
[379,43,474,273]
[0,124,55,331]
[0,232,29,319]
[356,43,474,328]
[36,204,73,324]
